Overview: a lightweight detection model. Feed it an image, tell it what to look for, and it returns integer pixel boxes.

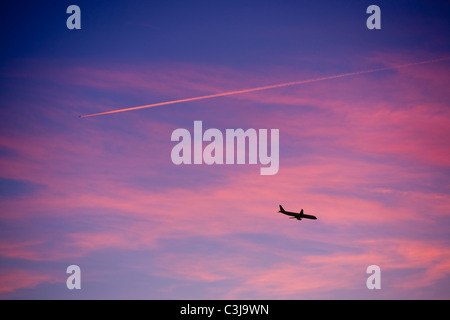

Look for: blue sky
[1,0,450,299]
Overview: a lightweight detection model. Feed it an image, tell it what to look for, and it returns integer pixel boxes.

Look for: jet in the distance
[278,205,317,221]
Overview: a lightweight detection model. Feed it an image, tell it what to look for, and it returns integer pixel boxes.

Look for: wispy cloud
[1,50,449,298]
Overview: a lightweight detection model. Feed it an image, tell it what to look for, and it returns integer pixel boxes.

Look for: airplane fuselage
[278,205,317,220]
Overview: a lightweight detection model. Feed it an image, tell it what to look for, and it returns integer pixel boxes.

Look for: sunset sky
[1,0,450,299]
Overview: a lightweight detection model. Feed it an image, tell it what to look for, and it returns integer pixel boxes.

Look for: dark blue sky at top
[1,0,449,70]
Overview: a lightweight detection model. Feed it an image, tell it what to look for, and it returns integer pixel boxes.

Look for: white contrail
[80,56,450,118]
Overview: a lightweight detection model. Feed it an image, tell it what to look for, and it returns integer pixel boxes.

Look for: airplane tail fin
[279,205,285,213]
[300,209,303,215]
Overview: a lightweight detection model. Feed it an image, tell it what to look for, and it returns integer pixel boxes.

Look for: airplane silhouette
[278,205,317,221]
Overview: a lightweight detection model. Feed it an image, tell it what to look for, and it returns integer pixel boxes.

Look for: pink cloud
[0,269,58,294]
[1,150,446,259]
[1,54,449,297]
[153,235,450,299]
